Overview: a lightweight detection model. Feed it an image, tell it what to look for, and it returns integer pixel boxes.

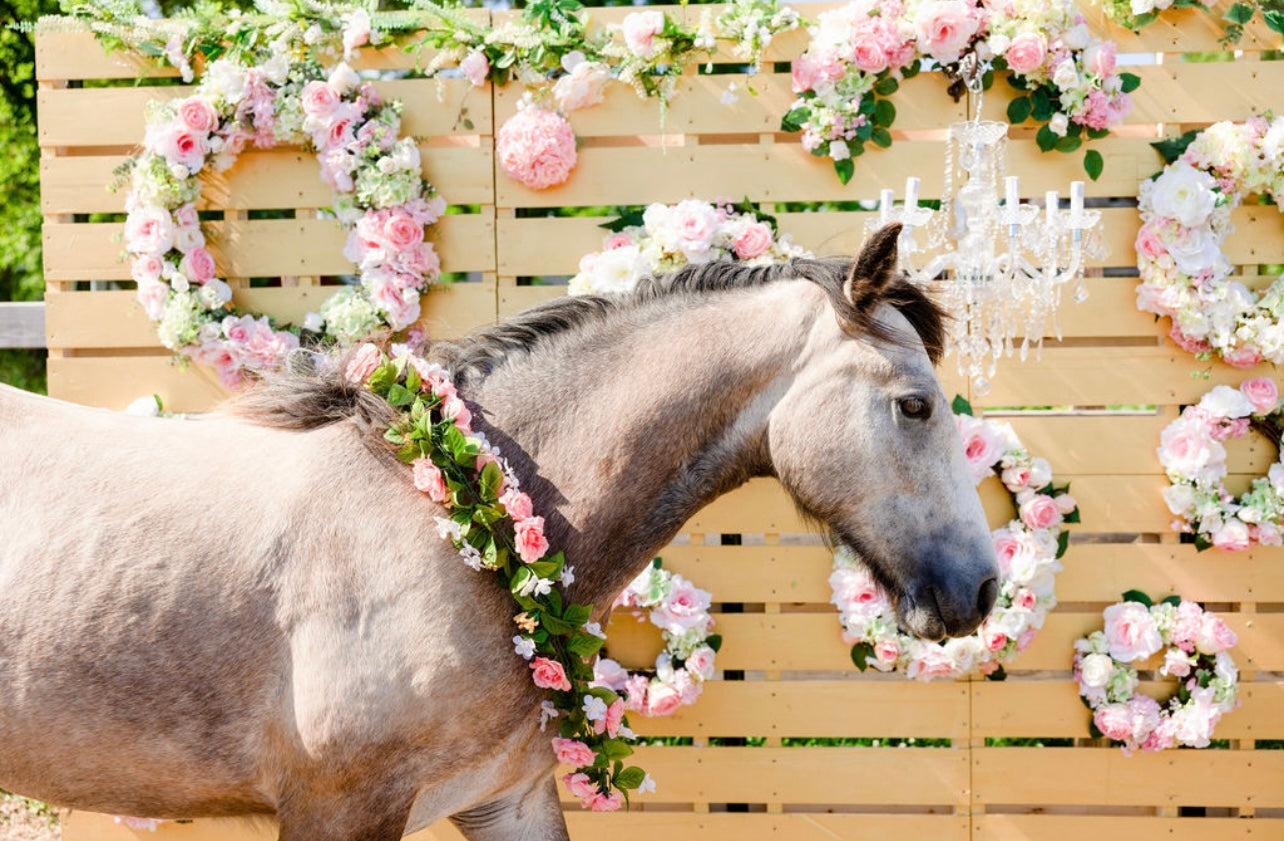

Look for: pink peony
[906,644,956,680]
[644,680,683,716]
[135,279,169,320]
[1240,378,1278,414]
[179,246,216,283]
[553,60,611,112]
[1094,702,1133,742]
[382,211,424,251]
[1019,494,1061,530]
[666,200,719,261]
[131,255,163,285]
[552,738,596,767]
[563,772,598,800]
[460,50,490,88]
[733,222,773,259]
[914,0,982,64]
[1102,601,1162,662]
[500,489,534,522]
[1169,601,1204,649]
[176,96,218,134]
[412,458,450,503]
[620,674,650,712]
[1195,612,1237,654]
[1212,519,1251,552]
[1004,32,1047,74]
[1157,416,1224,478]
[515,516,549,563]
[622,10,665,59]
[530,656,571,691]
[684,645,717,680]
[125,207,176,256]
[345,342,383,384]
[1126,694,1162,745]
[496,107,578,191]
[1141,716,1178,751]
[173,203,200,229]
[649,576,712,634]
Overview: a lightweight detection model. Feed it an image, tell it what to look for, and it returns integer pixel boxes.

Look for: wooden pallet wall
[35,3,1284,839]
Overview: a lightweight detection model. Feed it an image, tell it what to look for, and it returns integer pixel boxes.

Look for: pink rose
[1000,465,1031,489]
[645,681,683,716]
[1162,648,1193,678]
[1254,523,1283,546]
[1195,613,1237,654]
[622,10,665,59]
[1141,716,1178,751]
[667,200,718,260]
[1012,588,1037,610]
[1135,222,1166,260]
[135,279,169,320]
[1240,378,1278,414]
[176,97,218,134]
[382,211,424,251]
[552,738,596,767]
[956,415,1003,481]
[552,60,611,113]
[460,50,489,88]
[603,232,634,251]
[906,644,956,680]
[790,53,818,93]
[563,773,597,799]
[1157,416,1224,478]
[1094,702,1133,742]
[1084,41,1116,78]
[587,792,623,812]
[684,645,717,681]
[1212,519,1251,552]
[179,246,216,283]
[500,489,534,522]
[125,207,175,257]
[443,393,472,432]
[981,625,1007,652]
[1223,345,1263,368]
[1170,601,1204,649]
[992,528,1035,578]
[342,8,370,58]
[530,656,571,691]
[1127,695,1162,745]
[621,674,650,712]
[131,255,163,285]
[173,204,200,229]
[344,342,383,384]
[914,0,982,64]
[1055,494,1077,514]
[412,458,450,503]
[1102,601,1162,662]
[873,638,902,663]
[852,36,889,73]
[1019,494,1061,530]
[1004,32,1047,74]
[591,657,630,691]
[649,576,712,635]
[733,222,773,259]
[515,516,549,563]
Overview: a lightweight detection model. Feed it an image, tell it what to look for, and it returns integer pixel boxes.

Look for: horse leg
[276,781,417,841]
[448,774,568,841]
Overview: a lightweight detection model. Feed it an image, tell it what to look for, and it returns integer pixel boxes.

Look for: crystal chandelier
[869,57,1104,395]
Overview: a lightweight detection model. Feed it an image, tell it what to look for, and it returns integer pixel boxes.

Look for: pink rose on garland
[622,10,666,59]
[733,222,773,259]
[501,489,534,522]
[551,738,596,767]
[1018,494,1061,530]
[179,246,217,284]
[412,458,450,503]
[515,516,550,563]
[1102,601,1162,662]
[563,773,597,800]
[644,681,682,716]
[125,207,175,257]
[587,791,623,812]
[345,342,383,385]
[497,106,577,191]
[553,60,611,113]
[460,50,490,88]
[914,0,981,65]
[1240,378,1278,414]
[176,96,218,134]
[650,576,712,634]
[1004,32,1047,74]
[530,656,572,691]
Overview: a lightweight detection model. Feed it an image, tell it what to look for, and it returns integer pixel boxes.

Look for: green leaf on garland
[1055,530,1070,559]
[1121,589,1153,607]
[1088,717,1103,739]
[873,98,896,127]
[563,603,593,628]
[1162,594,1182,607]
[615,766,646,790]
[1036,124,1058,153]
[540,612,575,636]
[405,364,421,394]
[1194,533,1213,552]
[1030,87,1053,121]
[544,587,563,615]
[1224,1,1255,23]
[986,664,1008,681]
[834,158,855,185]
[386,383,415,408]
[1265,8,1284,33]
[1006,95,1032,124]
[1064,508,1081,524]
[780,106,810,133]
[600,739,634,761]
[874,75,899,96]
[951,394,974,416]
[509,566,533,597]
[568,631,605,658]
[367,360,398,394]
[901,60,921,79]
[871,128,893,148]
[706,633,723,652]
[528,558,564,580]
[1119,72,1142,94]
[598,211,645,233]
[1005,72,1028,91]
[1083,149,1104,181]
[1055,135,1082,153]
[478,460,504,502]
[1151,130,1199,165]
[850,641,873,671]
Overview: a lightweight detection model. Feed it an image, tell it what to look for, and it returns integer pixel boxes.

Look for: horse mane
[228,257,945,431]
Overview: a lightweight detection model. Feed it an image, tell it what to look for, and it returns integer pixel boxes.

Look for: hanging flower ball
[1158,377,1284,550]
[496,103,578,191]
[1074,592,1239,753]
[593,559,720,717]
[830,397,1078,681]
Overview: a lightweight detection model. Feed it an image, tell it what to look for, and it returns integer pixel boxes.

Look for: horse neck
[467,284,827,612]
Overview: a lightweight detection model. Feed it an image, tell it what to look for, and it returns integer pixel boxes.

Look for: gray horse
[0,225,997,840]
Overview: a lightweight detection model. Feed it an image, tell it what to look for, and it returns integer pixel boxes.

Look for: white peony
[1165,225,1225,275]
[1079,652,1114,688]
[203,59,247,105]
[1197,384,1255,419]
[1150,162,1219,227]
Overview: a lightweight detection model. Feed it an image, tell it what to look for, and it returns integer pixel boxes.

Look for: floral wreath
[567,198,811,295]
[590,560,721,718]
[1158,377,1284,550]
[1098,0,1279,45]
[1135,115,1284,367]
[784,0,1137,183]
[1074,590,1239,753]
[831,397,1078,681]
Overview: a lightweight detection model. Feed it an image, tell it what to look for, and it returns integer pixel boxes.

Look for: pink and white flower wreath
[125,42,445,388]
[1158,377,1284,550]
[831,401,1079,681]
[1074,593,1239,753]
[1135,115,1284,367]
[592,560,720,718]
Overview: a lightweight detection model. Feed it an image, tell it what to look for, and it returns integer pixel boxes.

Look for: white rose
[1049,113,1069,137]
[1063,23,1091,50]
[1028,457,1052,489]
[1052,60,1079,90]
[1130,0,1157,14]
[1151,162,1219,227]
[829,140,851,161]
[1162,483,1195,515]
[589,245,647,294]
[1079,652,1114,688]
[328,62,361,96]
[204,59,247,104]
[1197,384,1254,419]
[1165,226,1225,275]
[944,636,982,673]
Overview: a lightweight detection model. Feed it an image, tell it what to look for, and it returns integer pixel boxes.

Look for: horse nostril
[977,577,998,618]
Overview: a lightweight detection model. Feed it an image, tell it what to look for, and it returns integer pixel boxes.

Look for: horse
[0,224,997,840]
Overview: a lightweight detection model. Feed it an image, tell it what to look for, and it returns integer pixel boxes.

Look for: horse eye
[898,397,930,420]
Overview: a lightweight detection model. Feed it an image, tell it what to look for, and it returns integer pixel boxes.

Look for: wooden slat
[971,679,1284,740]
[40,146,496,213]
[42,212,495,280]
[972,747,1284,807]
[37,79,490,148]
[974,814,1265,841]
[44,283,496,350]
[0,302,47,349]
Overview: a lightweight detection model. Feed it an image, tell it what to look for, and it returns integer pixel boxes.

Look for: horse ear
[844,223,902,311]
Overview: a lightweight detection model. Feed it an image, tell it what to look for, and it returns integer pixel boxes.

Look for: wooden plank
[48,354,233,410]
[37,79,489,148]
[495,138,1164,207]
[620,680,970,739]
[971,747,1284,807]
[0,301,46,349]
[42,212,495,280]
[40,146,496,213]
[974,814,1265,841]
[971,679,1284,740]
[44,283,497,350]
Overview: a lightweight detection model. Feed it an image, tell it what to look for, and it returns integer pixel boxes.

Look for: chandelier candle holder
[872,118,1103,395]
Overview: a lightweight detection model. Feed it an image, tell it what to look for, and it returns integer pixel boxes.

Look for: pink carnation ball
[497,106,578,191]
